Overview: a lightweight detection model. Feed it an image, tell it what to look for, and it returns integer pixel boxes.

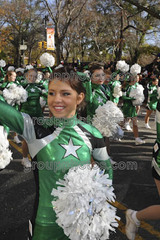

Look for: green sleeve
[122,95,135,100]
[0,100,24,134]
[47,67,52,73]
[0,67,5,77]
[82,80,93,103]
[76,72,92,103]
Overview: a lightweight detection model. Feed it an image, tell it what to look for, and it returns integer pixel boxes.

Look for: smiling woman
[48,67,86,119]
[0,66,113,240]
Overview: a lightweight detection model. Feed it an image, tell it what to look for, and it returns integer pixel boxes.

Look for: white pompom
[35,71,43,83]
[16,68,24,73]
[130,64,141,76]
[116,60,129,73]
[157,87,160,99]
[25,64,34,71]
[55,64,64,70]
[40,96,46,108]
[3,83,28,106]
[40,53,55,67]
[0,59,6,68]
[92,101,124,137]
[51,164,119,240]
[113,83,122,98]
[129,84,144,106]
[0,126,12,169]
[8,66,15,71]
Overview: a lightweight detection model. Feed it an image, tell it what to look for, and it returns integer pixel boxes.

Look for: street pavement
[0,105,160,240]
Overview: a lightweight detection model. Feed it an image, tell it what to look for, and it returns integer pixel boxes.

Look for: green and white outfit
[0,100,112,240]
[152,100,160,180]
[86,82,108,119]
[108,80,121,104]
[146,82,158,110]
[20,83,44,118]
[122,84,137,118]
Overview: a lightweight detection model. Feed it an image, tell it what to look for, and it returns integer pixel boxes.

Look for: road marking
[9,140,30,159]
[9,139,160,239]
[9,140,22,153]
[112,201,160,239]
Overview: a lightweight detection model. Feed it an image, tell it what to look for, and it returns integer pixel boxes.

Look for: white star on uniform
[97,96,103,103]
[30,88,35,92]
[60,138,82,158]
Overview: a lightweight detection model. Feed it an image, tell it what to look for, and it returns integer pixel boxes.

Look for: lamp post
[43,15,49,42]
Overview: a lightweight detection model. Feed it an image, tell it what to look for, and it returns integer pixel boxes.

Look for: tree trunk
[116,9,124,61]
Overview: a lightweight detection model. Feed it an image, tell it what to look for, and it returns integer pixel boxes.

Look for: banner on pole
[47,28,55,50]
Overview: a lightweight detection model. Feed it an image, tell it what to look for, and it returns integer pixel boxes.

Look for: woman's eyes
[63,92,70,96]
[48,92,71,96]
[48,92,55,96]
[94,74,105,78]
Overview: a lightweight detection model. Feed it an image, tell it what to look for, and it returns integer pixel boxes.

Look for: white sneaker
[21,158,31,168]
[13,136,21,144]
[125,209,140,240]
[125,123,132,131]
[114,138,122,142]
[135,138,145,145]
[145,123,151,129]
[110,158,116,165]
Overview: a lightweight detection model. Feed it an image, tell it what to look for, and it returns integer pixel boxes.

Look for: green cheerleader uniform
[146,83,158,111]
[0,95,9,134]
[0,67,5,83]
[108,80,121,104]
[86,83,108,119]
[0,100,113,240]
[122,84,137,118]
[20,83,44,118]
[152,100,160,179]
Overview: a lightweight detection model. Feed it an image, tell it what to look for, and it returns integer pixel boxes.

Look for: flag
[47,28,55,50]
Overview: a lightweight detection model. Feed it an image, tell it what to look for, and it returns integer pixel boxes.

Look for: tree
[42,0,88,64]
[0,0,45,66]
[123,0,160,20]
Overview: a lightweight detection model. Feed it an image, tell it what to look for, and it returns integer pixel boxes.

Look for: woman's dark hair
[49,66,86,114]
[88,62,104,75]
[50,66,85,94]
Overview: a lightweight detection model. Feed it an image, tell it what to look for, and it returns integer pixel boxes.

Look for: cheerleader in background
[121,74,145,145]
[19,68,46,168]
[144,75,159,129]
[0,70,21,144]
[83,62,121,164]
[125,87,160,240]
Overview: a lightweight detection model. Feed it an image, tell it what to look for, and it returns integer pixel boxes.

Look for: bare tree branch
[123,24,144,32]
[123,0,160,19]
[42,0,56,22]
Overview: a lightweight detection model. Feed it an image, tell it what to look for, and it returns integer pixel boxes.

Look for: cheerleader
[125,87,160,240]
[122,75,145,145]
[0,70,21,144]
[83,62,120,163]
[0,66,113,240]
[20,68,46,168]
[86,62,107,119]
[144,75,159,129]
